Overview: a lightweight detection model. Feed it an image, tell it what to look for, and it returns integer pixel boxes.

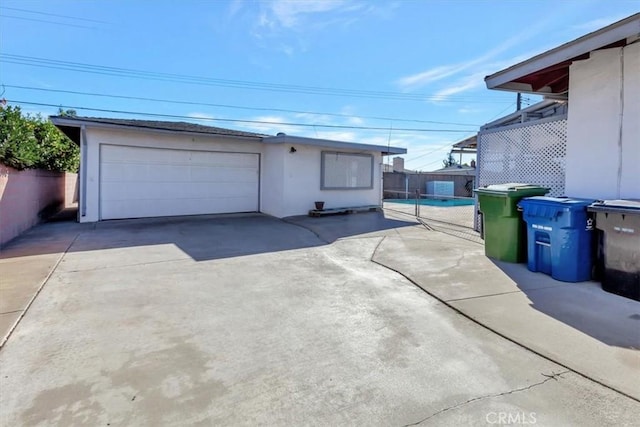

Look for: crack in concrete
[0,230,84,350]
[402,371,571,426]
[61,256,192,273]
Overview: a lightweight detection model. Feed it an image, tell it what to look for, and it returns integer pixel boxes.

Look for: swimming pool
[385,198,475,207]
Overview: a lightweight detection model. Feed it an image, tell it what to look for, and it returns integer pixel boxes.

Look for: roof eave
[262,134,407,155]
[49,116,264,140]
[485,13,640,91]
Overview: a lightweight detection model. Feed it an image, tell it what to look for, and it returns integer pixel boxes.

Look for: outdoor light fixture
[290,147,297,153]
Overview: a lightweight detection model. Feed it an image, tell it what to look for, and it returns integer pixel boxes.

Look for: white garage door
[100,145,259,220]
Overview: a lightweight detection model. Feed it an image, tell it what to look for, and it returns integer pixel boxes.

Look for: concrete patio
[0,211,638,425]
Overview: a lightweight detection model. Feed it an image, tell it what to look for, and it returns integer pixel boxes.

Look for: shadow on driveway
[1,212,418,262]
[493,260,640,350]
[284,212,418,243]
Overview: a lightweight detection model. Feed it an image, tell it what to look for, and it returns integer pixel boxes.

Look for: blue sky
[1,1,638,171]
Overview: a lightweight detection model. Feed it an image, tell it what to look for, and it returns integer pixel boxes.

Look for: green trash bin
[475,183,549,262]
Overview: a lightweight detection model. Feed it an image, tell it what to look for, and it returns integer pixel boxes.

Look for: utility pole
[516,92,522,111]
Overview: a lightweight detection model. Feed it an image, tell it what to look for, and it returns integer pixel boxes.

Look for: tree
[0,106,39,170]
[34,120,80,172]
[57,107,77,117]
[0,105,79,172]
[442,152,457,168]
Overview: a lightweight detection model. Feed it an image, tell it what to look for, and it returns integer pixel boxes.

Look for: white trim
[480,114,567,134]
[480,100,564,130]
[263,134,407,155]
[50,117,407,155]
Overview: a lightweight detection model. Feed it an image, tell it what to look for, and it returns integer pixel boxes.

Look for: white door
[99,145,259,220]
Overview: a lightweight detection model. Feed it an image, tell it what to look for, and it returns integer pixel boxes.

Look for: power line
[0,54,514,104]
[406,140,461,163]
[414,157,447,171]
[0,6,110,24]
[8,100,473,133]
[485,102,517,122]
[4,84,481,127]
[0,14,98,29]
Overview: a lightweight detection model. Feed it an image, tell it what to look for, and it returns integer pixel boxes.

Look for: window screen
[321,152,374,189]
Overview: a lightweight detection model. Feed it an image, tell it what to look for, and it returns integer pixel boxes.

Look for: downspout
[80,125,88,218]
[379,158,384,207]
[616,46,625,199]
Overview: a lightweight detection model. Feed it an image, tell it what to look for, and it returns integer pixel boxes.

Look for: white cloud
[458,107,483,114]
[396,65,462,90]
[571,15,630,33]
[265,0,350,29]
[252,0,380,42]
[432,71,487,99]
[314,130,357,141]
[396,14,559,92]
[187,112,216,120]
[347,116,364,126]
[240,115,300,135]
[227,0,244,18]
[426,52,535,102]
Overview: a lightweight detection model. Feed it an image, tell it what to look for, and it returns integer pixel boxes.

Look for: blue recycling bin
[518,197,595,282]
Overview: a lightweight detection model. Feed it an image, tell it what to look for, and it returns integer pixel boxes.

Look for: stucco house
[50,116,406,222]
[477,13,639,200]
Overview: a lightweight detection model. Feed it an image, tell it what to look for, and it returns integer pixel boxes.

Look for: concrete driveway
[0,213,638,425]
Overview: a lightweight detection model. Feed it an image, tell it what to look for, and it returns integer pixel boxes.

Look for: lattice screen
[478,119,567,196]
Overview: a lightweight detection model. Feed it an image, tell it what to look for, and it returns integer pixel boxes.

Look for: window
[321,151,374,190]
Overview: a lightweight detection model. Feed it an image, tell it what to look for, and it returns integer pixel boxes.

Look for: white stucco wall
[260,144,286,218]
[79,126,386,221]
[565,43,640,199]
[620,42,640,199]
[80,127,263,222]
[278,144,382,218]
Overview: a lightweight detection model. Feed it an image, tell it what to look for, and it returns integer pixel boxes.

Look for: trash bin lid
[588,199,640,214]
[474,183,549,197]
[518,196,595,211]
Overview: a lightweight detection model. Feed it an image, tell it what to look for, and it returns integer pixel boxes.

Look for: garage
[99,145,259,220]
[49,116,406,222]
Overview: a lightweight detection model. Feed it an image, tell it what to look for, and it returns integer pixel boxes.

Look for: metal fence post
[415,189,420,217]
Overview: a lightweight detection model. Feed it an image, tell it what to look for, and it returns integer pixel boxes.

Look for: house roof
[485,13,640,96]
[50,116,407,155]
[452,135,477,150]
[451,135,477,155]
[49,116,266,139]
[261,134,407,155]
[425,165,476,175]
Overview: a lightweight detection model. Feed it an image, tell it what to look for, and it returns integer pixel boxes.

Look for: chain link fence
[383,190,482,244]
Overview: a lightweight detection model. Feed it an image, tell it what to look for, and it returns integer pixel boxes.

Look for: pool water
[385,198,475,207]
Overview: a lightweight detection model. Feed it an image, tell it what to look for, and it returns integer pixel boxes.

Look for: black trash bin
[588,200,640,301]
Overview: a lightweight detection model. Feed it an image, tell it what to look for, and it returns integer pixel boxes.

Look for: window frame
[320,151,374,190]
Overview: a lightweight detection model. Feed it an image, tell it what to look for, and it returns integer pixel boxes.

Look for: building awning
[485,13,640,96]
[451,135,477,154]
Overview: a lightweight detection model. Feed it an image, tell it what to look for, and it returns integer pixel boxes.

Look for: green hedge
[0,106,79,173]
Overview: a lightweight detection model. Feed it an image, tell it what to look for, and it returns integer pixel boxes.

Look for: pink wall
[65,172,78,208]
[0,164,66,246]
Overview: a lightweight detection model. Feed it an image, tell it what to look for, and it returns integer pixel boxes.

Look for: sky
[1,1,638,171]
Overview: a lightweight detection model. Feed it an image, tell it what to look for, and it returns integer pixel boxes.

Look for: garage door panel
[100,145,259,220]
[190,166,258,182]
